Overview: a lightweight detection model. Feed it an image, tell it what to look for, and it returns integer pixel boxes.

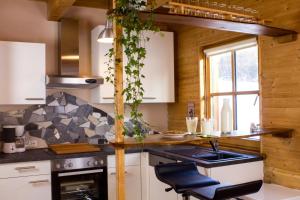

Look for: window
[204,38,259,132]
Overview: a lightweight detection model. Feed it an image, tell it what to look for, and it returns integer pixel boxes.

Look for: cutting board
[49,143,101,155]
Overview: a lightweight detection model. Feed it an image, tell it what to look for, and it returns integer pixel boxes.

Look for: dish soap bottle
[221,98,232,134]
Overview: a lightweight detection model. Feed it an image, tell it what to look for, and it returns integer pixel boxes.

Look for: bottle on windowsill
[221,98,233,134]
[250,123,256,133]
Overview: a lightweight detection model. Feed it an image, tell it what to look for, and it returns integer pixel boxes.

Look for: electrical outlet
[187,102,195,117]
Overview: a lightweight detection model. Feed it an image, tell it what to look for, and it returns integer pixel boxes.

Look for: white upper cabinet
[0,41,46,105]
[91,25,175,103]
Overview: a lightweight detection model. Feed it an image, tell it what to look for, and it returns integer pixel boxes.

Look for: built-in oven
[51,156,108,200]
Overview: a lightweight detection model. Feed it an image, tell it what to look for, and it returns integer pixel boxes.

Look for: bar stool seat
[155,162,263,200]
[155,162,220,193]
[186,180,263,200]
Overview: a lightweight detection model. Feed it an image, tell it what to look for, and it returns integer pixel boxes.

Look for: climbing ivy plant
[105,0,159,141]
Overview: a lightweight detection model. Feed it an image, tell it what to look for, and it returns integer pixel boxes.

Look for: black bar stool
[155,162,263,200]
[186,180,263,200]
[155,162,220,200]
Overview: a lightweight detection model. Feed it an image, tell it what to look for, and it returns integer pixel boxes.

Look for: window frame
[204,39,260,130]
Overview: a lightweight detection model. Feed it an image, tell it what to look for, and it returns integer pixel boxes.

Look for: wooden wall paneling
[259,32,300,189]
[199,138,260,153]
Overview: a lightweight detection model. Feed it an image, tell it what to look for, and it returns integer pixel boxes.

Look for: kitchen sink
[166,148,249,163]
[191,152,246,161]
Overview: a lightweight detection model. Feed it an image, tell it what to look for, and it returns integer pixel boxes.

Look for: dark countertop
[0,145,145,164]
[0,144,263,168]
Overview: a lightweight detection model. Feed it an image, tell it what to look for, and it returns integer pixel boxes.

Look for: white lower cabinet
[189,161,263,200]
[0,160,51,200]
[0,174,51,200]
[209,161,264,184]
[108,165,142,200]
[107,153,148,200]
[148,165,178,200]
[196,161,263,185]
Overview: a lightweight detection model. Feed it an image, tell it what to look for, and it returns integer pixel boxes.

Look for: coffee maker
[14,125,26,152]
[2,125,26,153]
[2,126,17,153]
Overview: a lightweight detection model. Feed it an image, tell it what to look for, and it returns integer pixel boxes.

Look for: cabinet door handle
[29,179,50,185]
[15,166,37,172]
[103,97,114,99]
[25,98,45,101]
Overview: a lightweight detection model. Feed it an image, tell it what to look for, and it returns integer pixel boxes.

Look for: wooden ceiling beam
[73,0,108,9]
[141,12,297,37]
[48,0,76,21]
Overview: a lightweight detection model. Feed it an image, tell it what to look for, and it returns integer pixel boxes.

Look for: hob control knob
[94,160,98,165]
[99,160,104,165]
[87,161,93,167]
[64,162,73,169]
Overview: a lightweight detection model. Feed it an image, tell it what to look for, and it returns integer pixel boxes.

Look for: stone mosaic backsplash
[0,92,150,145]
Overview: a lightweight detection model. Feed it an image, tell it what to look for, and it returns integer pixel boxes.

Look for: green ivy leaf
[104,0,158,141]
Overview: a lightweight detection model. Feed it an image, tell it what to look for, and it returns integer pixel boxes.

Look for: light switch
[187,102,195,117]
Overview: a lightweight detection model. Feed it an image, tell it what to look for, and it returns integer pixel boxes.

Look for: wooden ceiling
[32,0,108,21]
[34,0,298,37]
[47,0,76,21]
[73,0,109,9]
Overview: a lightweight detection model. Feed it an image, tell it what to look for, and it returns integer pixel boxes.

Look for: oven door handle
[58,169,103,177]
[110,171,128,175]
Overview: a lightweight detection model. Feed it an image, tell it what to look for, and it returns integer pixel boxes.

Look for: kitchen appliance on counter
[14,125,26,152]
[2,125,26,153]
[51,156,108,200]
[2,126,17,153]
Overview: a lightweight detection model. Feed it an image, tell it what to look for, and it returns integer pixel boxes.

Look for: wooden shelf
[109,128,293,148]
[140,12,297,37]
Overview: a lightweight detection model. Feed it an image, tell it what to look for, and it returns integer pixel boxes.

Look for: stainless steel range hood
[47,19,103,89]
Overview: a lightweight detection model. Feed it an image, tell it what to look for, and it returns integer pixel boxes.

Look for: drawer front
[108,153,141,168]
[0,160,51,179]
[0,174,51,200]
